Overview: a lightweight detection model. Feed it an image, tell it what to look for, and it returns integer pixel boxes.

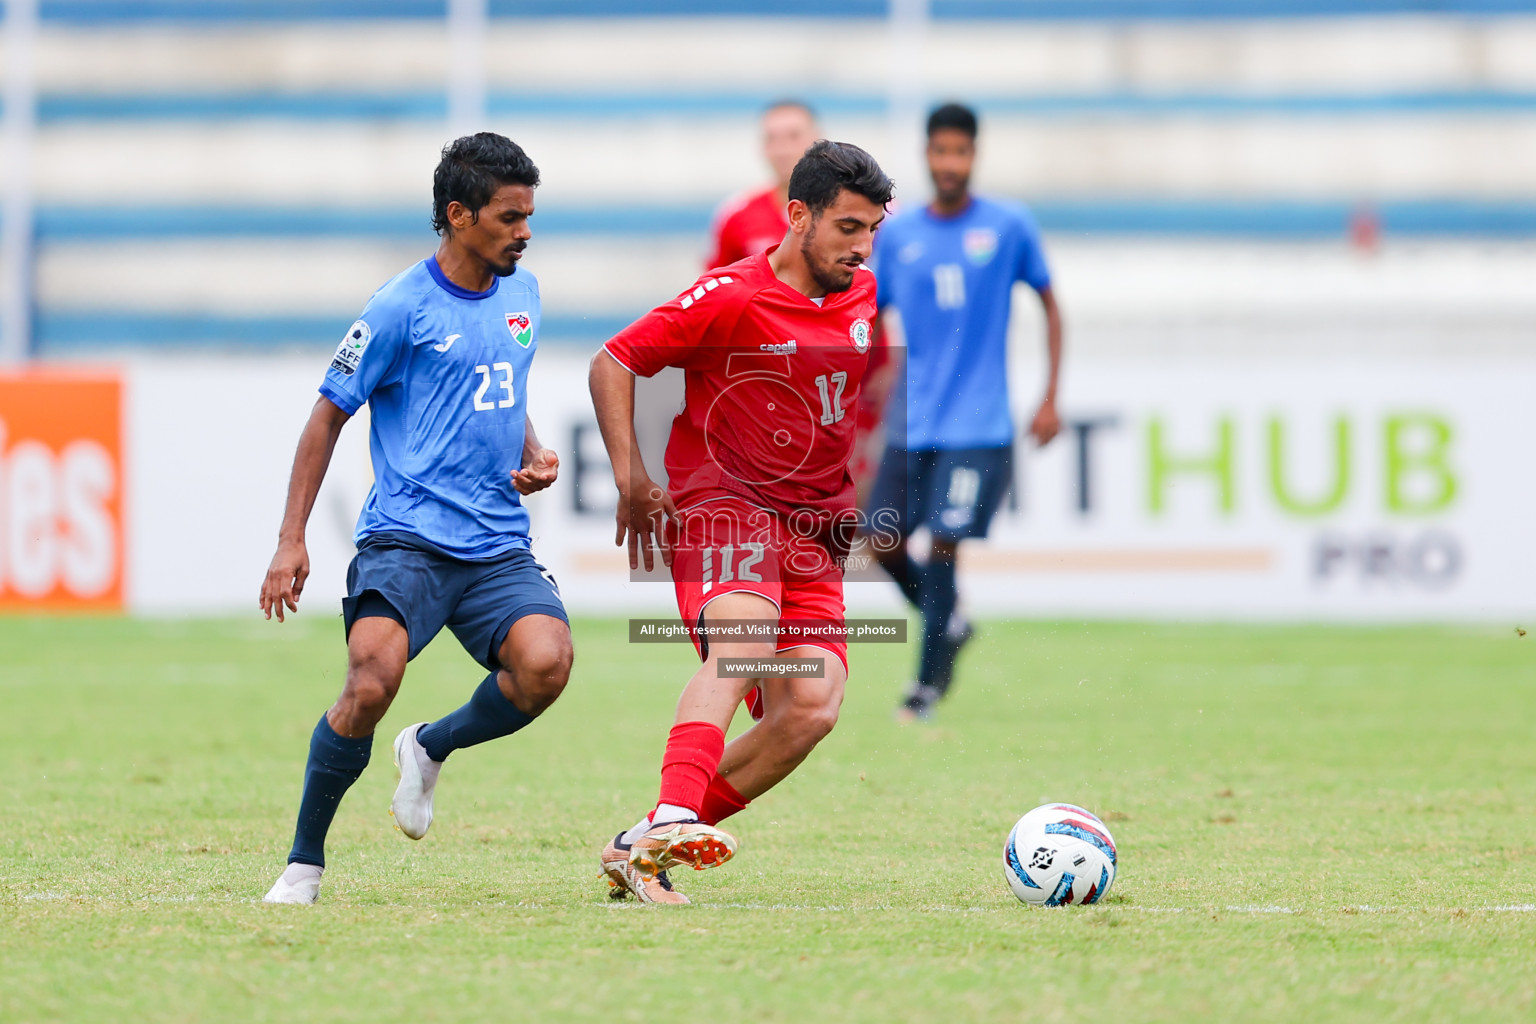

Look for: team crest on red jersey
[849,318,872,354]
[506,312,533,347]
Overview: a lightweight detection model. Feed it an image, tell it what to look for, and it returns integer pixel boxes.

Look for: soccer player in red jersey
[708,101,889,503]
[589,141,894,903]
[704,100,820,270]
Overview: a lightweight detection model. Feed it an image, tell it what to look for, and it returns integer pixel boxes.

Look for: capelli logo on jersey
[760,340,797,355]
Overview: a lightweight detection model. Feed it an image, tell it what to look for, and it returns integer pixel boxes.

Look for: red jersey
[705,187,788,270]
[605,251,878,532]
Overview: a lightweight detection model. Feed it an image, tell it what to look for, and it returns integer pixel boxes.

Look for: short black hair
[764,98,817,121]
[927,102,978,140]
[431,132,540,235]
[787,140,895,215]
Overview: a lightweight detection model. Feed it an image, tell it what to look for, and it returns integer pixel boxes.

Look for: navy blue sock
[288,714,372,868]
[882,552,925,609]
[918,555,958,687]
[417,672,533,763]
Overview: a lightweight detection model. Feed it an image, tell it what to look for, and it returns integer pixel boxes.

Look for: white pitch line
[13,893,1536,914]
[665,902,1536,916]
[1117,905,1534,915]
[20,892,203,904]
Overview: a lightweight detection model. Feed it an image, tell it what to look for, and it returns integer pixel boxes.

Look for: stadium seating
[17,2,1536,352]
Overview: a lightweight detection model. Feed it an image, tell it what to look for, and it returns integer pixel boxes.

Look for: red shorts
[669,498,849,682]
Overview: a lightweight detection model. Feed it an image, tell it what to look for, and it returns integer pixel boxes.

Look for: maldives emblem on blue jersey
[963,227,998,266]
[330,319,371,376]
[506,312,533,347]
[849,318,872,354]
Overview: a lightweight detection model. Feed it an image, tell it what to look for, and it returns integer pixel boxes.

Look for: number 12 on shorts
[700,542,766,595]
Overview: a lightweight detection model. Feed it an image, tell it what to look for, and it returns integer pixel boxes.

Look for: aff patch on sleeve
[330,320,372,376]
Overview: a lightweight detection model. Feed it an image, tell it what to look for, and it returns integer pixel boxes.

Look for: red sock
[656,721,726,817]
[698,774,750,826]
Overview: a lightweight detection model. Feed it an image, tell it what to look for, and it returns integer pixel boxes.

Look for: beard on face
[800,224,857,294]
[490,240,527,278]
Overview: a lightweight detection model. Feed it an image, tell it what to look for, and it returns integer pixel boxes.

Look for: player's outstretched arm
[259,396,351,622]
[587,349,677,571]
[512,413,560,495]
[1028,286,1064,446]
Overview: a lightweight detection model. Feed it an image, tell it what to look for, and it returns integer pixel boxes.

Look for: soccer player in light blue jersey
[867,103,1064,721]
[257,134,572,904]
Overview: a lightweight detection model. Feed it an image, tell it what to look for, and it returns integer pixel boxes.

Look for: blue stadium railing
[15,0,1536,351]
[17,89,1536,122]
[31,193,1532,352]
[31,200,1536,243]
[32,1,1536,21]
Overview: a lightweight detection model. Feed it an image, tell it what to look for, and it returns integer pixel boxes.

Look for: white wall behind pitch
[115,347,1536,623]
[124,356,374,617]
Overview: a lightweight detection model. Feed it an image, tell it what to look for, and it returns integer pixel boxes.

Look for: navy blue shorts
[866,445,1013,542]
[341,531,568,671]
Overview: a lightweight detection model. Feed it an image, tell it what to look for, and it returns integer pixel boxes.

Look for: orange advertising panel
[0,371,125,611]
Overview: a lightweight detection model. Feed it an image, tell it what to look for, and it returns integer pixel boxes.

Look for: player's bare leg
[712,650,847,799]
[607,648,845,902]
[265,616,407,904]
[626,615,764,874]
[495,614,574,716]
[393,614,571,839]
[332,616,410,736]
[607,592,777,898]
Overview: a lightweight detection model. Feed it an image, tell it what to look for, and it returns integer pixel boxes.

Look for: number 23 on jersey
[473,363,515,411]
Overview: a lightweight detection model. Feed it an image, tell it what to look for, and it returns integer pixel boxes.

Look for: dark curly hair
[787,140,894,215]
[431,133,540,235]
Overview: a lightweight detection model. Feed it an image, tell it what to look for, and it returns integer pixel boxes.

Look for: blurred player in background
[704,100,820,269]
[258,134,572,904]
[868,102,1064,722]
[707,98,891,503]
[589,141,892,904]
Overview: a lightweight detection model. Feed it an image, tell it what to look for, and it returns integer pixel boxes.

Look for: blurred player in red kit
[705,100,820,270]
[588,141,894,903]
[708,100,891,500]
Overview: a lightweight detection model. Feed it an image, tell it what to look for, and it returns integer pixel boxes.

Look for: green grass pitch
[2,614,1532,1022]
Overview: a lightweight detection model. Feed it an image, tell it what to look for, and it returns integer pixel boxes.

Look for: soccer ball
[1004,803,1118,906]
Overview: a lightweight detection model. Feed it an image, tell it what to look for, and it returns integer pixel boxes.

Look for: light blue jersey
[319,256,541,560]
[874,196,1051,450]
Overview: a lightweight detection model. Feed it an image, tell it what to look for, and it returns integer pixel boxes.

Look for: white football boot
[262,863,323,904]
[390,722,441,840]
